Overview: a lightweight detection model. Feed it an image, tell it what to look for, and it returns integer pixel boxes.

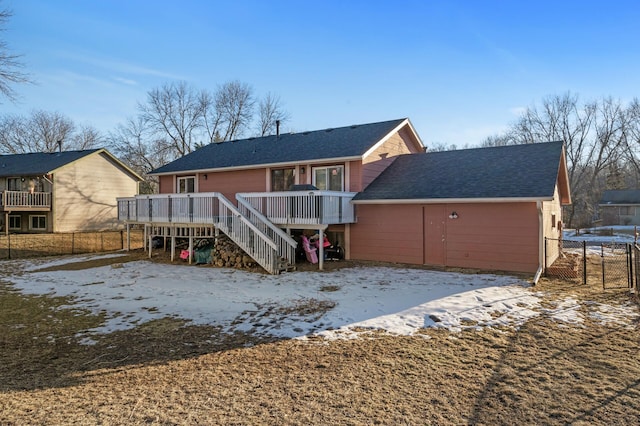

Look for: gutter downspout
[534,200,544,285]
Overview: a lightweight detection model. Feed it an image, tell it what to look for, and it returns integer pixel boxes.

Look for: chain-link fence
[545,238,634,290]
[544,238,586,283]
[0,230,144,260]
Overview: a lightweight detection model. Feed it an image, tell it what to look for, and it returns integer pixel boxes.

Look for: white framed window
[29,215,47,231]
[177,176,195,193]
[271,168,295,191]
[8,215,21,230]
[7,177,22,191]
[312,165,344,191]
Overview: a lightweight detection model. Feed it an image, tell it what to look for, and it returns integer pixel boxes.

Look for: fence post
[71,232,75,254]
[582,241,587,285]
[601,244,605,290]
[628,244,633,290]
[544,237,548,275]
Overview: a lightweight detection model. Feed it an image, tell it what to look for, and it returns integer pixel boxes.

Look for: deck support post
[318,228,324,271]
[171,227,176,262]
[188,228,194,264]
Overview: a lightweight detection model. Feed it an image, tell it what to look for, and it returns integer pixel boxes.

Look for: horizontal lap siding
[361,129,420,190]
[351,202,540,274]
[350,204,423,264]
[443,203,539,273]
[54,153,138,232]
[160,169,266,202]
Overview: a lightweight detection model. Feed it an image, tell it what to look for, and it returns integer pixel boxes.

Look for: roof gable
[151,118,419,175]
[354,141,568,202]
[0,149,101,178]
[0,149,143,181]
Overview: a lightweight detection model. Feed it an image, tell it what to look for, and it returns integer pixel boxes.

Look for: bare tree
[107,116,171,193]
[29,110,76,152]
[257,92,290,136]
[215,80,255,141]
[482,93,636,228]
[0,7,30,102]
[71,123,104,150]
[0,110,101,154]
[138,81,207,158]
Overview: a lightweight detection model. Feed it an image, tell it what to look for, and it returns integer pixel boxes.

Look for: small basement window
[8,215,21,230]
[29,215,47,231]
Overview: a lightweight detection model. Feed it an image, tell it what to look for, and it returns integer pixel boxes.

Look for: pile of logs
[210,235,256,270]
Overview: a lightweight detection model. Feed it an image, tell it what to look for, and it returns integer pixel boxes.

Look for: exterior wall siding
[351,202,540,273]
[197,168,267,203]
[542,186,563,266]
[443,203,539,273]
[350,204,424,264]
[361,127,422,190]
[53,152,138,232]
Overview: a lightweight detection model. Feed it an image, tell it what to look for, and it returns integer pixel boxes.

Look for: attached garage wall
[350,204,424,264]
[443,203,539,273]
[351,202,540,273]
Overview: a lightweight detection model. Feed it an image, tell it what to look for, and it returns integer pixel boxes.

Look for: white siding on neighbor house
[52,152,138,232]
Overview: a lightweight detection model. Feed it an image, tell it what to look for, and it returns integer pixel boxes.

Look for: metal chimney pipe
[276,120,280,138]
[57,140,62,152]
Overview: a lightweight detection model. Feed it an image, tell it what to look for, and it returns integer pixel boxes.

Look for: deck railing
[117,192,296,274]
[237,190,357,225]
[1,191,51,209]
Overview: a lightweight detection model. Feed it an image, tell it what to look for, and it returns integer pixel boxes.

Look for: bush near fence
[0,230,144,260]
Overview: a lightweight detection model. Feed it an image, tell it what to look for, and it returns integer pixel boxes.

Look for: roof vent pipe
[57,140,62,152]
[276,120,280,139]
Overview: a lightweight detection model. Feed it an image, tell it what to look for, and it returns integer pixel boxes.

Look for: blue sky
[2,0,639,147]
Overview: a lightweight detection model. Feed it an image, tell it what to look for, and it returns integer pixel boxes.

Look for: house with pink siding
[117,118,571,277]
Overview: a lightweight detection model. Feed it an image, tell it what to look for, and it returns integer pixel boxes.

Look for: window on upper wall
[7,177,22,191]
[29,215,46,231]
[177,176,195,193]
[271,168,295,191]
[313,166,344,191]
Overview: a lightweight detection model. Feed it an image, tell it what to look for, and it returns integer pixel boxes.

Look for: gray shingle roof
[599,190,640,205]
[151,118,409,174]
[353,141,564,201]
[0,149,101,178]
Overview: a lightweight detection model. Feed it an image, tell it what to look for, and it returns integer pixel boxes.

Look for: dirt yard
[1,254,639,425]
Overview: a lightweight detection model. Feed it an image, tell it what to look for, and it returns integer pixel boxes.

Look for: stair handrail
[236,193,298,265]
[214,193,281,274]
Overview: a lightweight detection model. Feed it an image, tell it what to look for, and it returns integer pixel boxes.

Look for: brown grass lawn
[1,255,639,425]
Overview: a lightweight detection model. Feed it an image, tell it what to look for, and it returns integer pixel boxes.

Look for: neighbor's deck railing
[1,191,52,210]
[237,190,357,225]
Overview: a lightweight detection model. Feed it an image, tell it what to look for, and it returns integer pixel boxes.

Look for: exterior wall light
[449,211,458,219]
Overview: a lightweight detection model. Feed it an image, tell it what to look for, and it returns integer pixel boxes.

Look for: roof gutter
[352,196,554,205]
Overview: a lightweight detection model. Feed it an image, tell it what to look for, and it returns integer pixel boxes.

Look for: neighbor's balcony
[117,191,356,226]
[1,191,52,211]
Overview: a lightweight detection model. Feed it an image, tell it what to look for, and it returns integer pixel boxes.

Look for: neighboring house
[117,118,571,276]
[599,190,640,226]
[0,149,142,234]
